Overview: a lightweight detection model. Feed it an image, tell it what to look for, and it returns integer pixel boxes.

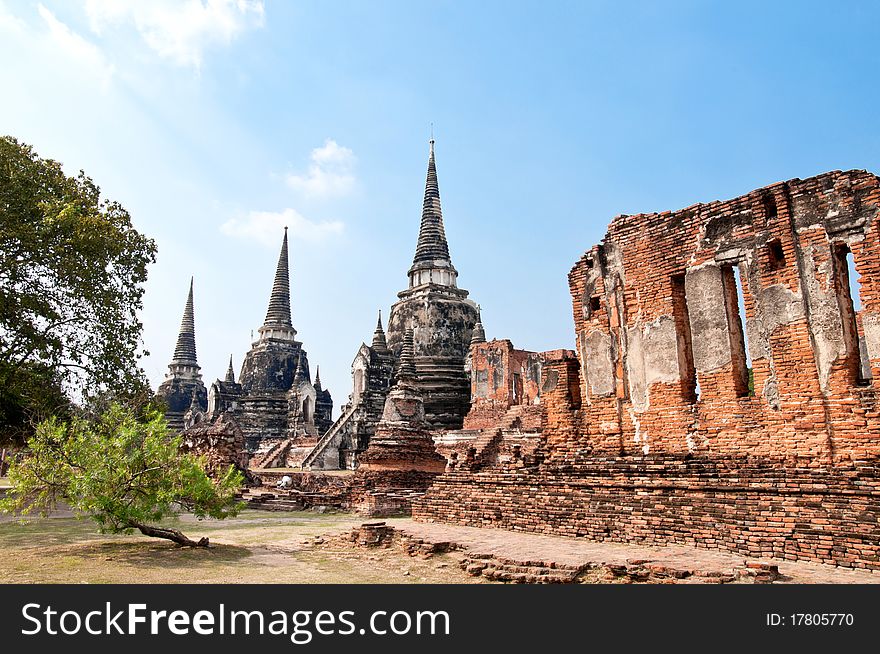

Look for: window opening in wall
[767,239,785,270]
[763,193,778,219]
[611,278,629,400]
[722,264,753,397]
[848,250,863,312]
[590,296,601,313]
[671,274,698,403]
[833,244,872,384]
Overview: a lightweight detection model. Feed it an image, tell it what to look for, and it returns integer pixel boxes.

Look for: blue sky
[2,0,878,414]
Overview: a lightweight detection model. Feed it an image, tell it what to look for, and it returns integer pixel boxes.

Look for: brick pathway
[392,519,880,584]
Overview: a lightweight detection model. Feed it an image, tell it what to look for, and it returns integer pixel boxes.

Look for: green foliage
[0,405,244,544]
[0,136,157,444]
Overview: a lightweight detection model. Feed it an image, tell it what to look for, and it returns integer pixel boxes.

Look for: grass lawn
[0,509,479,584]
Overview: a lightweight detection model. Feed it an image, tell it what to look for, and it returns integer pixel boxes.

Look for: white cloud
[221,208,344,248]
[286,139,357,198]
[84,0,264,68]
[33,3,115,87]
[0,1,26,32]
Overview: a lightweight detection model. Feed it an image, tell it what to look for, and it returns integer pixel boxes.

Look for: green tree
[0,136,157,445]
[0,404,244,547]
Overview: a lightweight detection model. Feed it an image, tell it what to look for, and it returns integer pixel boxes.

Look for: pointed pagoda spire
[293,350,308,384]
[258,228,297,341]
[372,309,389,351]
[263,227,293,328]
[407,138,458,288]
[470,305,486,345]
[314,365,322,391]
[170,277,199,370]
[225,355,235,383]
[397,328,417,383]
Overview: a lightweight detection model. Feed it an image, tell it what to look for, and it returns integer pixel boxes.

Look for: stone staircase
[301,403,357,470]
[240,488,305,511]
[250,438,293,469]
[434,429,502,471]
[498,404,541,431]
[239,487,346,512]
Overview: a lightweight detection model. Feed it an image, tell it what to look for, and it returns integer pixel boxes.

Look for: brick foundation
[413,455,880,569]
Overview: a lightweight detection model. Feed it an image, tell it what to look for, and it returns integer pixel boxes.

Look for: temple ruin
[156,278,207,432]
[415,169,880,570]
[156,145,880,570]
[157,228,333,466]
[303,139,479,470]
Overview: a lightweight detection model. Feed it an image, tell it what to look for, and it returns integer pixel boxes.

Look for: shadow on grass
[71,540,253,567]
[0,516,107,548]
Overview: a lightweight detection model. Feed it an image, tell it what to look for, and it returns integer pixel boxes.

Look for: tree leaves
[0,136,158,444]
[0,404,244,546]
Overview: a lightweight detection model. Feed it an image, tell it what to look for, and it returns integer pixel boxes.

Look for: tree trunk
[128,521,209,547]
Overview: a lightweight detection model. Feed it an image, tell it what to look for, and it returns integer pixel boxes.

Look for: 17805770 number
[766,614,854,627]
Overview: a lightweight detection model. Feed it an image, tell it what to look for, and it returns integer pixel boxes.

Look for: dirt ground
[0,509,480,584]
[1,499,877,584]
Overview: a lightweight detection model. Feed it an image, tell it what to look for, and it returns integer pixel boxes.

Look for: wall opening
[353,368,365,401]
[767,239,785,271]
[302,397,312,423]
[610,276,629,399]
[833,244,872,385]
[671,274,698,403]
[512,372,522,405]
[721,264,753,397]
[763,193,778,220]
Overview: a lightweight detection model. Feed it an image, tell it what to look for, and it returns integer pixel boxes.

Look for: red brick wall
[413,457,880,569]
[415,170,880,568]
[558,169,880,465]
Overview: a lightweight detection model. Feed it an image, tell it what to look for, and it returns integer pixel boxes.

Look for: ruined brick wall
[560,169,880,465]
[414,458,880,569]
[464,340,542,429]
[180,412,250,480]
[463,341,573,431]
[415,170,880,569]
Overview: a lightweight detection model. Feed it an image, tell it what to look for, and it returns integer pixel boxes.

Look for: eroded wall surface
[560,169,880,464]
[415,170,880,569]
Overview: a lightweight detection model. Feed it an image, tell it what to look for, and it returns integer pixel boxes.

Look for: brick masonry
[414,169,880,570]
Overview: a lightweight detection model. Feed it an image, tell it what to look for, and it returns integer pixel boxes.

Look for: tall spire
[264,227,292,327]
[372,309,389,351]
[225,355,235,383]
[258,228,297,341]
[408,139,458,288]
[397,328,417,383]
[170,277,199,369]
[314,365,322,391]
[470,305,486,345]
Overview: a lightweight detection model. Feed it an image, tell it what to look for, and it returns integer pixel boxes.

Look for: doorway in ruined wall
[512,372,523,405]
[720,263,754,397]
[832,243,872,385]
[671,274,698,403]
[302,397,312,424]
[608,275,629,400]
